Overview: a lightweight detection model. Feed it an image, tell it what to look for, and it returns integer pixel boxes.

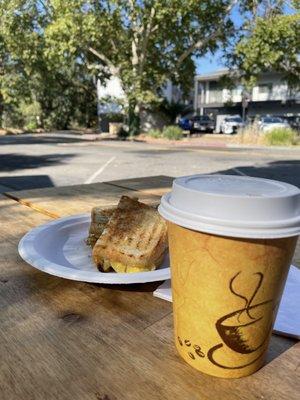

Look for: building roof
[195,68,230,81]
[195,69,286,82]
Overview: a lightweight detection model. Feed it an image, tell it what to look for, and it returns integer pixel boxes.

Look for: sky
[195,51,225,75]
[195,5,242,76]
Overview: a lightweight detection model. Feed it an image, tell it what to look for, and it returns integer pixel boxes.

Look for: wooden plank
[0,197,299,400]
[146,314,300,400]
[105,175,174,196]
[5,182,160,218]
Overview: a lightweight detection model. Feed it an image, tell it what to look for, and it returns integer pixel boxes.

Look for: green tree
[45,0,237,135]
[0,0,98,129]
[232,1,300,88]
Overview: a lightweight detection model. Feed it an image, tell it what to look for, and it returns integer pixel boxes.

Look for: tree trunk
[0,92,4,128]
[128,99,141,136]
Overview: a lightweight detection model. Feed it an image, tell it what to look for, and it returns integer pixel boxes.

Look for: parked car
[258,116,290,132]
[281,116,299,131]
[220,115,245,134]
[189,115,215,134]
[178,117,192,131]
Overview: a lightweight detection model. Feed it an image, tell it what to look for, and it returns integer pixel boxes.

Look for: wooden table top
[6,181,162,218]
[1,177,299,400]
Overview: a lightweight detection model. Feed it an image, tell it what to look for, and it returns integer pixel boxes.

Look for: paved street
[0,132,300,192]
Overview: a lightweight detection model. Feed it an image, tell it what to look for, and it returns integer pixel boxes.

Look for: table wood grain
[1,181,299,400]
[5,182,160,218]
[105,175,174,196]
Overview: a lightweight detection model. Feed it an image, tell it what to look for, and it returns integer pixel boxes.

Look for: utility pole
[242,90,251,122]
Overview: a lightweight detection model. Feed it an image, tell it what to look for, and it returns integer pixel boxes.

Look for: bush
[25,120,38,131]
[162,125,183,140]
[117,126,129,140]
[147,129,162,138]
[106,113,124,123]
[264,128,298,146]
[232,125,264,145]
[2,107,24,128]
[20,101,42,131]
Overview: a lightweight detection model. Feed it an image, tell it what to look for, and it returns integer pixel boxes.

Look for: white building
[194,69,300,119]
[97,77,190,131]
[97,77,186,112]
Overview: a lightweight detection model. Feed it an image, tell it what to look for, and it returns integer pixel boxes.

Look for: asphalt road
[0,132,300,193]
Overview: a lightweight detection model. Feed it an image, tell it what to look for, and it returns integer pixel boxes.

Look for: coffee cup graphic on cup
[207,271,274,369]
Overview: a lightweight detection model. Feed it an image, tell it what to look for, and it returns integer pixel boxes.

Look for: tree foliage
[1,1,298,133]
[231,1,300,88]
[44,0,237,134]
[0,0,98,129]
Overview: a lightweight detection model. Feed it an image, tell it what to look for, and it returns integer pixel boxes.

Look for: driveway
[0,132,300,192]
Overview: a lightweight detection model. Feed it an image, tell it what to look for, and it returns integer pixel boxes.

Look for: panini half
[92,196,167,273]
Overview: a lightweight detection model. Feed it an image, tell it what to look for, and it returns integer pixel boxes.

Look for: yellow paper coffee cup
[159,175,300,378]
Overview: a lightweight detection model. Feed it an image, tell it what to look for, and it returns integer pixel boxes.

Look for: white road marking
[84,156,116,184]
[232,167,248,176]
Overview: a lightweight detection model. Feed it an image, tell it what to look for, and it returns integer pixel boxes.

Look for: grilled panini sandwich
[86,207,115,247]
[92,196,167,273]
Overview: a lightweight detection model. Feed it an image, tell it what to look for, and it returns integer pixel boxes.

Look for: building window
[258,84,272,94]
[209,81,223,103]
[232,85,243,97]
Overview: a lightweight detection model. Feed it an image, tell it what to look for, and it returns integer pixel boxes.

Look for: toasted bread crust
[87,207,115,248]
[92,196,167,270]
[91,207,115,224]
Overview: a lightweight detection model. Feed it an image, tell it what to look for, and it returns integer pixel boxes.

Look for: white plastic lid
[158,175,300,239]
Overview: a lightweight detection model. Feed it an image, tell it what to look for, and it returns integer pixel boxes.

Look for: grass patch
[162,125,183,140]
[146,126,183,140]
[231,125,264,145]
[147,129,162,138]
[264,128,298,146]
[232,126,299,146]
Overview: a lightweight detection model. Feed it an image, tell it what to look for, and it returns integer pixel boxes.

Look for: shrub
[232,125,264,145]
[2,107,24,128]
[117,126,129,140]
[21,101,42,131]
[162,125,183,140]
[25,120,38,131]
[106,112,124,123]
[147,129,162,138]
[264,128,298,146]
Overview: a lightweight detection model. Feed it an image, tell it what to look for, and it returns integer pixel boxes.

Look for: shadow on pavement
[217,160,300,187]
[0,133,93,146]
[0,175,54,191]
[0,153,75,172]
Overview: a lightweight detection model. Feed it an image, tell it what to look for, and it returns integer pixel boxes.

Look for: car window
[193,116,211,121]
[226,117,242,123]
[201,116,211,121]
[263,117,283,123]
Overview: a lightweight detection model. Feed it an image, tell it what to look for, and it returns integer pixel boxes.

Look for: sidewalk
[2,130,300,153]
[134,134,300,154]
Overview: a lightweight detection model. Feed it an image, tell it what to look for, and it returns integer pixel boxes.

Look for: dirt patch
[137,133,233,147]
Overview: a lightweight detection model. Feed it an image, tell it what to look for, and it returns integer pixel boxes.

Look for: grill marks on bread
[92,196,167,271]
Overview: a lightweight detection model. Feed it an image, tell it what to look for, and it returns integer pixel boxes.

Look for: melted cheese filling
[111,262,155,273]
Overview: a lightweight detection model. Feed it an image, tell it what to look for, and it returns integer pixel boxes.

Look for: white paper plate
[18,214,170,284]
